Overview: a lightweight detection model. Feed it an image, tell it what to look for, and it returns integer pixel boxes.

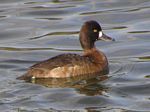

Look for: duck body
[20,48,108,79]
[18,20,114,80]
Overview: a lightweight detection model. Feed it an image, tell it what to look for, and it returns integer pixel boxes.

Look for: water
[0,0,150,111]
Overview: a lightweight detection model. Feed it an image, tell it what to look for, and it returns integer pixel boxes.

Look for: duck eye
[93,29,98,33]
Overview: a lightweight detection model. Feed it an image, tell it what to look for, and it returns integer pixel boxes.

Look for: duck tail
[16,73,32,81]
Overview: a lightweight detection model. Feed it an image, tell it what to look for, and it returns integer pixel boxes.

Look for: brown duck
[18,20,114,79]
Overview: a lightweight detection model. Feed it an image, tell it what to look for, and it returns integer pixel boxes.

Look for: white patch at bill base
[99,31,103,37]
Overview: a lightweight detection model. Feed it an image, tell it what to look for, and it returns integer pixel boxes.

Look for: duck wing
[18,53,94,79]
[31,53,92,69]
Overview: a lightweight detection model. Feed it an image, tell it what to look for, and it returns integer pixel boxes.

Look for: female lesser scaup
[18,20,114,79]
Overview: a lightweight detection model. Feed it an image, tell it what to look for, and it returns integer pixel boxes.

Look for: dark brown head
[79,20,114,50]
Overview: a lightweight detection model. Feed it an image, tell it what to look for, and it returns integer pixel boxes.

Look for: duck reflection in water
[29,74,109,96]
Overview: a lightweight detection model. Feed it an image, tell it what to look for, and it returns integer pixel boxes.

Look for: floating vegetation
[139,56,150,61]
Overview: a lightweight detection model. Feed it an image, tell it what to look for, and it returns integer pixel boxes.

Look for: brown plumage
[17,20,114,80]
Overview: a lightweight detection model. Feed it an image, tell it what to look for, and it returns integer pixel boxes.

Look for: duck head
[79,20,114,50]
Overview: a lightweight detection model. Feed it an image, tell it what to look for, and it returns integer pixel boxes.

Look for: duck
[17,20,114,80]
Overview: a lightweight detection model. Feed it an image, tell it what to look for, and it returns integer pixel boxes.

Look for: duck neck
[83,47,108,66]
[83,47,97,55]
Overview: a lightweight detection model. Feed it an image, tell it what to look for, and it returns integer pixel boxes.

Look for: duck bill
[98,31,115,41]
